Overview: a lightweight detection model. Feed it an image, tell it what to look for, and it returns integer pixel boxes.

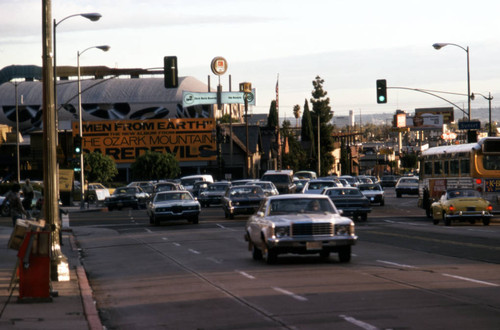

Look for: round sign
[211,57,228,75]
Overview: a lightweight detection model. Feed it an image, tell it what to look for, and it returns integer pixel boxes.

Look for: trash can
[17,231,52,302]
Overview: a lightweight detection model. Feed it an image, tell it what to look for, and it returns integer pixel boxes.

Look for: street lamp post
[432,43,471,120]
[471,92,494,136]
[77,45,110,208]
[53,13,101,127]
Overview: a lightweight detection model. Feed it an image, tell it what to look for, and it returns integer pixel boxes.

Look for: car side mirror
[338,209,343,215]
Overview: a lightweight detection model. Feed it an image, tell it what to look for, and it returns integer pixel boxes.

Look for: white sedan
[244,194,357,264]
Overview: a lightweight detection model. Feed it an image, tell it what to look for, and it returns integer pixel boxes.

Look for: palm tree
[293,104,301,128]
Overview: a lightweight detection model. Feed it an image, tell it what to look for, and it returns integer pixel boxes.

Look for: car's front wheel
[443,213,451,226]
[338,246,351,263]
[265,248,277,264]
[252,244,263,260]
[483,217,490,226]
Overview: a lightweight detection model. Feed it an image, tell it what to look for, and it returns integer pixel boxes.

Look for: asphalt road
[65,188,500,329]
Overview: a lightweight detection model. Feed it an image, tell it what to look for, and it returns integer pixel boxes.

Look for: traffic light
[164,56,178,88]
[376,79,387,104]
[74,135,82,155]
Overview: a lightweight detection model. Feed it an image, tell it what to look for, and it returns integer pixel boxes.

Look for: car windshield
[229,187,263,196]
[447,190,481,199]
[156,184,175,191]
[326,189,362,196]
[399,178,418,184]
[269,198,335,215]
[114,187,137,195]
[307,181,336,190]
[261,175,290,183]
[155,192,192,202]
[208,184,227,191]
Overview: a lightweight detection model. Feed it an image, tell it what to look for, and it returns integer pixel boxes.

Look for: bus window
[460,158,470,176]
[434,161,443,176]
[424,161,432,176]
[450,159,459,175]
[444,160,449,175]
[483,155,500,170]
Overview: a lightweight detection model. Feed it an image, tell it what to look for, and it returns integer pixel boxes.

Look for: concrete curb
[70,233,103,330]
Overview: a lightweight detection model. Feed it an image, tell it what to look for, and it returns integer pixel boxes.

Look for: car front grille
[291,223,334,236]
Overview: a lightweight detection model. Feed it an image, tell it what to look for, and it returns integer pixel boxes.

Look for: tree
[281,120,308,171]
[300,99,315,166]
[310,76,335,176]
[293,104,301,127]
[267,100,278,129]
[130,151,180,181]
[84,152,118,184]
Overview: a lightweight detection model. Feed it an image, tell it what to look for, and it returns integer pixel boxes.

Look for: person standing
[5,183,28,226]
[22,178,34,216]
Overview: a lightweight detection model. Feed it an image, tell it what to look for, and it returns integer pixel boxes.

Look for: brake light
[449,205,455,212]
[475,178,482,185]
[487,205,493,212]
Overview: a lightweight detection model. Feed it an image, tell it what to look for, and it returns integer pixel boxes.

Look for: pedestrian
[22,178,34,216]
[4,183,29,226]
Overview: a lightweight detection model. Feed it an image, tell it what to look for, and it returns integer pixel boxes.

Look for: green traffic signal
[74,135,82,155]
[376,79,387,104]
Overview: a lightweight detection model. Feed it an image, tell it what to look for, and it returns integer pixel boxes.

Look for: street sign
[182,91,256,107]
[458,121,481,130]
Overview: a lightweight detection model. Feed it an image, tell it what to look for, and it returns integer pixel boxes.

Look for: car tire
[338,246,351,263]
[149,215,154,225]
[190,215,199,224]
[229,213,234,220]
[154,216,160,226]
[380,199,385,206]
[108,206,113,211]
[1,204,11,217]
[224,210,229,219]
[396,192,402,198]
[443,213,451,226]
[252,245,263,260]
[483,217,490,226]
[426,207,432,218]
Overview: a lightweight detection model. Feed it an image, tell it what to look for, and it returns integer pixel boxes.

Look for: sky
[2,0,500,120]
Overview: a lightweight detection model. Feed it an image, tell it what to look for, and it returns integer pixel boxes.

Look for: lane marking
[377,260,416,268]
[161,237,168,241]
[442,273,499,287]
[216,224,226,229]
[189,249,201,254]
[339,314,379,330]
[207,257,222,264]
[236,270,255,280]
[173,242,181,247]
[272,287,307,301]
[144,228,153,233]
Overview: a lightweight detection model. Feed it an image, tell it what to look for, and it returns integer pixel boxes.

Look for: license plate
[306,241,322,250]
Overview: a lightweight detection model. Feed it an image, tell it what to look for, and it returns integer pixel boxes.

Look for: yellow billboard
[72,118,217,163]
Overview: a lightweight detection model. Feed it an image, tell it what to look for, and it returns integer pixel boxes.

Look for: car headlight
[335,224,351,236]
[274,226,290,238]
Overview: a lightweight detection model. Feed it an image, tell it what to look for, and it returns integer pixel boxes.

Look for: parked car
[1,189,43,217]
[198,181,231,207]
[251,181,279,196]
[358,183,385,205]
[339,175,360,187]
[322,187,371,221]
[127,181,155,195]
[302,179,342,194]
[180,174,214,192]
[85,183,111,203]
[221,185,266,219]
[261,170,296,194]
[380,175,399,187]
[244,194,357,264]
[104,186,150,211]
[395,176,419,197]
[430,189,493,226]
[147,190,201,225]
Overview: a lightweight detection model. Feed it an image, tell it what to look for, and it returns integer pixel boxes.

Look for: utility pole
[42,0,67,281]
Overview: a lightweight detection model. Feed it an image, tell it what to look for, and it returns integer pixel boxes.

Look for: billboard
[415,107,454,124]
[72,118,217,163]
[406,113,444,128]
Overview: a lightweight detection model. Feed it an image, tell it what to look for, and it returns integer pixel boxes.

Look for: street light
[9,81,24,183]
[53,13,102,127]
[471,92,494,136]
[432,43,471,120]
[77,45,110,208]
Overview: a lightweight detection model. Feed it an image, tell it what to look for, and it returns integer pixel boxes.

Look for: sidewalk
[0,204,103,330]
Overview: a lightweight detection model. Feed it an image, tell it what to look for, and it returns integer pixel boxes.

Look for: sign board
[406,113,443,128]
[72,118,217,163]
[211,57,228,75]
[59,169,74,192]
[415,107,454,124]
[458,121,481,130]
[182,90,256,107]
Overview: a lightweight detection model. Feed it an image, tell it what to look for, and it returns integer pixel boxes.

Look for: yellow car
[431,189,493,226]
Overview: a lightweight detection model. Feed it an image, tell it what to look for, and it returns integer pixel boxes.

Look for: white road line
[339,314,379,330]
[236,270,255,280]
[216,224,226,229]
[144,228,153,233]
[377,260,416,268]
[189,249,201,254]
[173,242,181,247]
[206,257,222,264]
[272,287,307,301]
[442,273,499,287]
[161,237,168,241]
